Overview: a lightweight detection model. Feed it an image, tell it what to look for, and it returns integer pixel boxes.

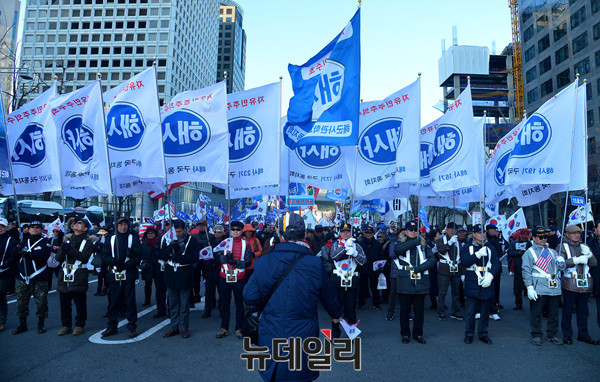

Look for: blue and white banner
[161,81,228,185]
[283,10,360,149]
[2,85,61,195]
[52,81,112,198]
[103,66,165,196]
[485,122,521,204]
[346,81,420,199]
[325,188,347,203]
[227,82,280,198]
[0,88,12,186]
[353,199,386,213]
[505,80,578,188]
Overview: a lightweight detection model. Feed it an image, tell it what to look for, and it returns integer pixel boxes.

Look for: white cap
[0,218,8,227]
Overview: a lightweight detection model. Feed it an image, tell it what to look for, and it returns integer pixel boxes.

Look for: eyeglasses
[231,228,242,231]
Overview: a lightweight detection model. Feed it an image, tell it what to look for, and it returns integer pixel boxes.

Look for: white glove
[581,245,592,257]
[481,273,494,288]
[475,247,487,259]
[527,286,538,301]
[345,238,357,257]
[573,256,587,265]
[461,275,465,283]
[448,235,458,245]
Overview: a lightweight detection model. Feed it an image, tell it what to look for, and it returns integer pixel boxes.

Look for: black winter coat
[140,238,159,282]
[507,240,531,273]
[460,240,501,300]
[100,232,142,283]
[589,234,600,296]
[357,237,384,275]
[17,234,51,283]
[391,236,436,294]
[56,233,95,293]
[0,232,18,279]
[158,233,200,290]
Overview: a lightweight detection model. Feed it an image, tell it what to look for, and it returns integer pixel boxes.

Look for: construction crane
[509,0,524,122]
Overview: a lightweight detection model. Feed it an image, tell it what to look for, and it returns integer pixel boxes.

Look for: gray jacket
[320,240,366,289]
[557,238,597,293]
[522,242,565,296]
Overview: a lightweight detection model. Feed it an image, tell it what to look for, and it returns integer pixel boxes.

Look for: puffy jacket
[17,234,51,284]
[243,242,342,382]
[243,224,262,270]
[215,237,253,281]
[357,237,384,275]
[56,233,96,293]
[557,237,597,293]
[391,236,436,294]
[158,233,200,290]
[522,242,565,297]
[460,240,501,300]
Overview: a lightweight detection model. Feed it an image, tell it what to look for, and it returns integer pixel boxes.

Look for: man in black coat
[507,228,532,310]
[486,224,505,314]
[160,219,200,339]
[309,225,327,256]
[0,218,18,332]
[13,221,51,334]
[191,220,210,305]
[588,220,600,331]
[357,225,384,310]
[435,222,462,321]
[100,217,142,338]
[200,224,224,318]
[461,226,501,345]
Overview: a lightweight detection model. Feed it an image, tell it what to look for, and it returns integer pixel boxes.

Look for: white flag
[103,67,166,196]
[347,81,420,199]
[502,208,527,241]
[302,209,318,230]
[340,318,361,340]
[567,204,593,226]
[199,246,214,260]
[2,85,61,195]
[213,238,233,252]
[162,81,228,185]
[505,80,578,188]
[226,83,280,198]
[246,196,269,217]
[52,81,111,198]
[382,198,409,224]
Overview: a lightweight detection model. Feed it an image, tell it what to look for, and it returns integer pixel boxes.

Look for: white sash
[110,234,133,280]
[167,236,192,272]
[221,239,247,282]
[333,257,358,286]
[562,243,590,280]
[0,237,11,271]
[468,245,491,282]
[394,245,428,275]
[20,237,47,284]
[62,239,87,282]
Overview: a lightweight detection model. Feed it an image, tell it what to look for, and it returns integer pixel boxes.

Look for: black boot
[332,322,341,339]
[95,277,103,296]
[38,317,46,334]
[12,317,27,335]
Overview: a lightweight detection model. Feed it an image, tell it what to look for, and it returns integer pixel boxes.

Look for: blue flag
[418,207,430,232]
[325,188,347,203]
[0,85,12,186]
[283,9,360,149]
[231,199,246,222]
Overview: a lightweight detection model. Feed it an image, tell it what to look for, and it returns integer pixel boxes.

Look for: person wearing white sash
[590,221,600,331]
[391,220,436,344]
[55,219,96,336]
[435,222,463,321]
[0,218,18,332]
[522,227,565,346]
[320,222,366,338]
[556,224,599,345]
[100,217,142,339]
[12,221,51,335]
[461,225,500,345]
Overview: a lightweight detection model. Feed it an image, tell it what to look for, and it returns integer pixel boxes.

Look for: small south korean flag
[373,260,386,271]
[213,238,233,252]
[199,246,213,260]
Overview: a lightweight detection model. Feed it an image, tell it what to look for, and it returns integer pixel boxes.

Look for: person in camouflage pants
[15,281,49,320]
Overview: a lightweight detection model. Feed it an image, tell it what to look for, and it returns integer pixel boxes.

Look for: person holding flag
[390,220,436,344]
[320,222,366,338]
[522,227,565,346]
[357,225,385,311]
[215,221,252,339]
[557,225,598,345]
[201,225,226,319]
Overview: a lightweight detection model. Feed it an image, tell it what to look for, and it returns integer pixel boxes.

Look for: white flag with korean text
[103,66,165,196]
[2,85,60,195]
[161,81,228,185]
[505,80,577,188]
[52,81,111,198]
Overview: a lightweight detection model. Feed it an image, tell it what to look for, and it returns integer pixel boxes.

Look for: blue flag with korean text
[283,9,360,149]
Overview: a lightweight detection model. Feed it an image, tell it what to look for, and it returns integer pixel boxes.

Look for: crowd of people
[0,213,599,351]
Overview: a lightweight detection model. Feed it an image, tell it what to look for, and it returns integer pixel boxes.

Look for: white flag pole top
[51,80,112,198]
[161,81,228,186]
[226,82,280,199]
[103,65,166,197]
[2,83,61,196]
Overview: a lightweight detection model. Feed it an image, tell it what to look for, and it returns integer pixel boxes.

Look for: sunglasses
[407,228,418,232]
[231,228,242,231]
[214,231,223,233]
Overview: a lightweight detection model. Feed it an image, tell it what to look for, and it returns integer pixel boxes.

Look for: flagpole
[97,74,116,226]
[277,76,283,232]
[416,73,422,228]
[480,109,486,241]
[1,85,22,238]
[558,75,580,250]
[583,79,590,244]
[224,71,231,233]
[350,144,358,236]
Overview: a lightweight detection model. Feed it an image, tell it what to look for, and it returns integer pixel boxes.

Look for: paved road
[1,270,599,381]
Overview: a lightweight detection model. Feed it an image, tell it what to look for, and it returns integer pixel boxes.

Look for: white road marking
[7,279,98,304]
[88,302,204,345]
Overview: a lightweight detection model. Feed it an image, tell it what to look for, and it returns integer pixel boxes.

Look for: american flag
[535,249,552,273]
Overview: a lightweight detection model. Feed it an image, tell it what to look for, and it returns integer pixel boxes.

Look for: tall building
[438,44,516,147]
[0,0,21,113]
[216,0,246,93]
[519,0,600,202]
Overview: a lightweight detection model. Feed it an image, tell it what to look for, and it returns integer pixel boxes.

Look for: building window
[596,78,600,94]
[574,57,590,75]
[570,6,586,29]
[554,22,567,42]
[556,69,570,88]
[572,32,588,54]
[594,22,600,41]
[555,45,569,64]
[590,137,597,154]
[526,67,537,83]
[552,1,567,18]
[524,46,536,62]
[540,79,553,97]
[587,82,593,100]
[538,34,550,53]
[539,57,552,75]
[524,25,534,42]
[536,13,548,32]
[522,6,533,23]
[587,110,594,127]
[593,0,600,14]
[527,88,538,103]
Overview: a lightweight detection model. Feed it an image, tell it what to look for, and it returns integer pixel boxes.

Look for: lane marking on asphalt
[88,302,204,345]
[7,278,98,304]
